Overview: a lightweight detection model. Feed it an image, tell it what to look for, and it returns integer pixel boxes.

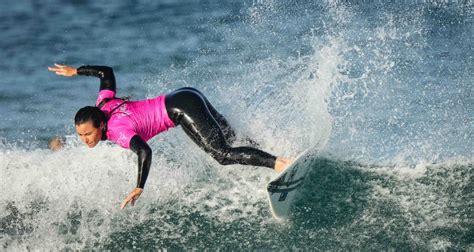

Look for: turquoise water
[0,0,472,250]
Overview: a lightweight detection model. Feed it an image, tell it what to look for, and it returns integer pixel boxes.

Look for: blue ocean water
[0,0,472,250]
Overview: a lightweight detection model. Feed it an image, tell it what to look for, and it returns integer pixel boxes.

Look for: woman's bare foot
[274,157,293,173]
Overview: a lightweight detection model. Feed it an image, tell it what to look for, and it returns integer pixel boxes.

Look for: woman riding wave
[48,64,292,209]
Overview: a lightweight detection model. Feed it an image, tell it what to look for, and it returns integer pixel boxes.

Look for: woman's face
[75,120,103,148]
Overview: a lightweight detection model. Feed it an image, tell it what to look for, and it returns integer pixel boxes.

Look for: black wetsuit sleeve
[76,65,116,92]
[129,135,152,189]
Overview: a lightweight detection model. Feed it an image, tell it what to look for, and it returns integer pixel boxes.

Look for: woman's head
[74,106,106,148]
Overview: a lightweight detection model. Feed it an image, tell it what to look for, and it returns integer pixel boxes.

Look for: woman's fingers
[120,196,131,209]
[48,66,64,73]
[49,68,66,76]
[48,64,76,77]
[120,188,143,210]
[48,64,67,72]
[49,64,65,71]
[120,194,136,209]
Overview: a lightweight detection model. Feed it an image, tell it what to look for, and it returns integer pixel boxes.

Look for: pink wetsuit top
[96,90,175,149]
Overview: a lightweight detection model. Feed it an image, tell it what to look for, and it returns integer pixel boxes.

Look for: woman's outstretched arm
[129,135,152,189]
[120,135,152,209]
[77,65,116,92]
[48,64,116,92]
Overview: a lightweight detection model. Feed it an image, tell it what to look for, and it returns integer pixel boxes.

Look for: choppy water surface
[1,0,472,250]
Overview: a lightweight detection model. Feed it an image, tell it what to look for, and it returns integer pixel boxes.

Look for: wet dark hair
[74,106,106,128]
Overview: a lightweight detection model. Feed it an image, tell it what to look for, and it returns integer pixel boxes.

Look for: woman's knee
[214,155,234,165]
[209,148,235,166]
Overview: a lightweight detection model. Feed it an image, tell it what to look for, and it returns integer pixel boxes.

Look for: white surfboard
[266,148,315,220]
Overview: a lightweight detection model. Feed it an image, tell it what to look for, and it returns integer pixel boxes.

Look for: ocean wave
[1,146,472,250]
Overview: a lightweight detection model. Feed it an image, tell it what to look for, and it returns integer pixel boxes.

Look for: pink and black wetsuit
[77,65,276,189]
[95,89,175,149]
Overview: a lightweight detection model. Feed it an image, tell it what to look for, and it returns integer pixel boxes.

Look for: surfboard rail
[266,147,316,220]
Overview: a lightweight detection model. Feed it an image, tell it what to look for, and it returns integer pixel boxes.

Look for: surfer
[48,64,291,209]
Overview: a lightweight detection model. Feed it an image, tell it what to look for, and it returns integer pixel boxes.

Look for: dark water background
[0,0,472,250]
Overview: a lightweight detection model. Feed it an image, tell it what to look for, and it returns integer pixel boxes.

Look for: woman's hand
[48,64,77,77]
[120,187,144,209]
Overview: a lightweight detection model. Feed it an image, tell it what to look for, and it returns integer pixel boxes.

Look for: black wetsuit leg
[173,87,237,144]
[165,88,276,168]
